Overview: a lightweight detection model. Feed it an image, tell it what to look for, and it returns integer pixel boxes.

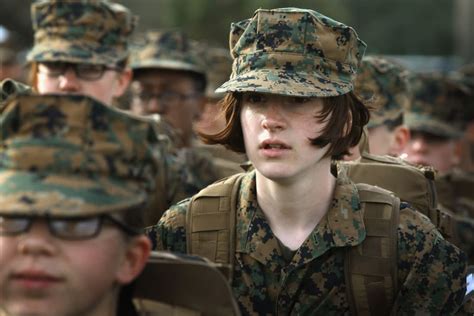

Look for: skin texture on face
[35,63,132,105]
[240,93,330,183]
[403,132,460,173]
[131,69,205,147]
[0,218,150,316]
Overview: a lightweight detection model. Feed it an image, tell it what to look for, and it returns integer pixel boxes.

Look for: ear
[193,95,207,121]
[115,235,151,285]
[113,68,133,98]
[390,125,411,156]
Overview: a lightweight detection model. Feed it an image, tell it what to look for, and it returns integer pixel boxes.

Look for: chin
[255,164,296,181]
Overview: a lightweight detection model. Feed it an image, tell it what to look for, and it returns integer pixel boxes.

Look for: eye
[292,96,312,104]
[244,93,266,104]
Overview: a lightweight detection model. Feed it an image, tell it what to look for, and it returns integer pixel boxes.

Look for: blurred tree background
[1,0,472,68]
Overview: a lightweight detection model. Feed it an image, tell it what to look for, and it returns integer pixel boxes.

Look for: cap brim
[405,113,462,138]
[131,59,204,75]
[215,69,353,97]
[0,171,146,216]
[27,42,127,65]
[133,251,239,315]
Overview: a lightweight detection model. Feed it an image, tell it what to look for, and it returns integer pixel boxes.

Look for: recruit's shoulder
[396,203,467,315]
[145,197,191,253]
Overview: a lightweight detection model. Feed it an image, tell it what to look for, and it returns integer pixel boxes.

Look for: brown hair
[199,92,369,160]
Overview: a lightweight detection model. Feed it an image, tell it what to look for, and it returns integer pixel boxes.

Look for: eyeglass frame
[37,61,124,81]
[0,213,140,240]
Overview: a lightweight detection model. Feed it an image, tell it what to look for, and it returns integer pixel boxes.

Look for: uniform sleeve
[145,198,189,254]
[397,206,467,315]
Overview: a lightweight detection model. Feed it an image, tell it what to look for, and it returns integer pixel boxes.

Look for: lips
[259,139,291,150]
[11,269,63,290]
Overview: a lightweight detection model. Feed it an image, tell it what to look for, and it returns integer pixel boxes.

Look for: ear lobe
[391,126,410,156]
[113,68,133,98]
[116,236,151,285]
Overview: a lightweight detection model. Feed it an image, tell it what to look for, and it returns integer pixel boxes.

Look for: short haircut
[199,92,370,160]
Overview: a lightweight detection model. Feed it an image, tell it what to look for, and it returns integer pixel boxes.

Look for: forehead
[133,69,196,87]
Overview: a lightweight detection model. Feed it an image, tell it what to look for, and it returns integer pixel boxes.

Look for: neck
[255,159,336,249]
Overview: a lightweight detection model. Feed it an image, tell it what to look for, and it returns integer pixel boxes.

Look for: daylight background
[1,0,473,71]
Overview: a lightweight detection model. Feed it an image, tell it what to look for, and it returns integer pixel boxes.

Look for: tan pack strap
[345,184,400,316]
[186,173,244,269]
[133,251,241,315]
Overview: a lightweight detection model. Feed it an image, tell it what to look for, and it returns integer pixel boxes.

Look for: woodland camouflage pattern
[0,94,157,216]
[354,56,411,128]
[406,73,471,138]
[216,7,367,97]
[28,0,137,65]
[147,170,467,315]
[130,30,206,75]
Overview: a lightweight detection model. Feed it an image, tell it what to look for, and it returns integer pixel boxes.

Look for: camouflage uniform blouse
[146,170,467,315]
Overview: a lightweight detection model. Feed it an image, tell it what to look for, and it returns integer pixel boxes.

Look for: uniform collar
[235,168,366,268]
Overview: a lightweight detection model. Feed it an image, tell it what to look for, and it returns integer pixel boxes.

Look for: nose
[146,97,167,115]
[17,221,57,257]
[58,67,80,93]
[261,103,286,132]
[409,137,429,154]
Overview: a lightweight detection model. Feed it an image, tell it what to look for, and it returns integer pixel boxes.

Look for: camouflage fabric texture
[0,93,158,216]
[354,56,411,129]
[216,7,367,97]
[27,0,137,65]
[204,47,232,99]
[147,170,467,315]
[130,30,206,76]
[406,73,471,138]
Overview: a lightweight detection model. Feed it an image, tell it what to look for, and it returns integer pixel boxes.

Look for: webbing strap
[345,184,400,316]
[186,173,244,268]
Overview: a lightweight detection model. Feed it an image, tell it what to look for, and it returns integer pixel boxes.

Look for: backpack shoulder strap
[345,183,400,316]
[186,173,245,265]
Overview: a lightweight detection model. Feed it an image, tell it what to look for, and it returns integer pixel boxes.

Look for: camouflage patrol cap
[204,47,232,99]
[354,56,411,129]
[130,30,206,76]
[27,0,137,65]
[0,94,158,216]
[216,7,367,97]
[406,73,470,138]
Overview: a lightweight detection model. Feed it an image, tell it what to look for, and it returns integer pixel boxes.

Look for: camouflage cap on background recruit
[205,47,232,99]
[354,56,411,129]
[27,0,136,65]
[216,7,367,97]
[0,94,158,216]
[406,73,470,138]
[130,30,206,76]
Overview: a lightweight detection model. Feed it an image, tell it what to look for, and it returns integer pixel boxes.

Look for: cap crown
[131,30,206,75]
[406,73,470,138]
[216,7,366,97]
[0,94,158,215]
[205,48,232,98]
[354,56,410,128]
[27,0,136,65]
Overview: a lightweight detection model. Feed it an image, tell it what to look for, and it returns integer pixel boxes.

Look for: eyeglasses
[38,62,123,81]
[0,214,140,240]
[136,91,200,105]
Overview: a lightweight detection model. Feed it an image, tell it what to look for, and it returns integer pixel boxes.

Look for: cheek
[65,235,127,287]
[0,237,16,267]
[36,75,57,94]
